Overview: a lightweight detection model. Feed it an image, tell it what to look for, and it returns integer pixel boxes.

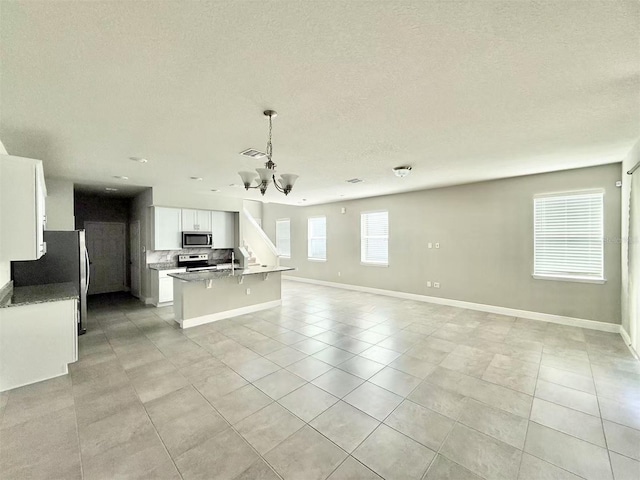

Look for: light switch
[428,242,433,249]
[434,282,440,288]
[435,243,440,249]
[427,281,432,287]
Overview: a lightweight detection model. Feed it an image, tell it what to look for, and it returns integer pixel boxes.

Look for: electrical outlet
[428,242,433,249]
[246,288,251,295]
[435,242,440,249]
[427,281,432,287]
[434,282,440,288]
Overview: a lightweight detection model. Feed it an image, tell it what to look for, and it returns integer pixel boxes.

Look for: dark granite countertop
[0,282,79,308]
[168,266,296,282]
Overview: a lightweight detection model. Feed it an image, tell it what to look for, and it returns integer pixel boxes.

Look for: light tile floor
[1,281,639,480]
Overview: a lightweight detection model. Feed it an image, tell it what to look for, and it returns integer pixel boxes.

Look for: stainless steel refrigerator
[12,230,90,334]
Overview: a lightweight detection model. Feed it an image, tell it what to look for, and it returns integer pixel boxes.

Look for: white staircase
[241,208,280,267]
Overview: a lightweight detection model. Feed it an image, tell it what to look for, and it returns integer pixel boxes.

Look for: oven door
[182,232,212,248]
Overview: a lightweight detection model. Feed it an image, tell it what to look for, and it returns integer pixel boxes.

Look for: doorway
[85,221,126,295]
[130,220,141,298]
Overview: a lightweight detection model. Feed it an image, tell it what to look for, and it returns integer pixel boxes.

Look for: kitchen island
[168,266,295,328]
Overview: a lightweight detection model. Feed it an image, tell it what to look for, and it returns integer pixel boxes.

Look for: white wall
[44,178,74,230]
[264,164,622,324]
[130,188,153,300]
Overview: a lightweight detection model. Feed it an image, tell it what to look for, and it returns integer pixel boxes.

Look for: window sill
[361,262,389,267]
[279,255,291,259]
[308,258,326,262]
[532,274,606,285]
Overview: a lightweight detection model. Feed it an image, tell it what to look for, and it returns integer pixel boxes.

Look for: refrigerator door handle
[85,249,91,293]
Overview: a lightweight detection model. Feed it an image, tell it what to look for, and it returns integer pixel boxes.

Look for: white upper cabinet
[0,155,47,260]
[152,207,182,250]
[211,211,236,249]
[181,209,212,232]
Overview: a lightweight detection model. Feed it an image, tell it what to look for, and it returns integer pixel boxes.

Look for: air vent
[346,178,364,184]
[240,148,266,159]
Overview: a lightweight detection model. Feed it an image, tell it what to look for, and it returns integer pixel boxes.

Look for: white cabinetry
[150,268,186,306]
[181,209,211,232]
[0,299,77,391]
[0,155,47,261]
[152,207,182,250]
[212,211,236,248]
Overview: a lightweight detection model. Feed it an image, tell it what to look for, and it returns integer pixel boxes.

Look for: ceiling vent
[240,148,266,159]
[346,178,364,184]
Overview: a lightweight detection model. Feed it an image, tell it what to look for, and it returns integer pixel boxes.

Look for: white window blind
[361,211,389,265]
[534,191,604,281]
[276,219,291,257]
[308,216,326,260]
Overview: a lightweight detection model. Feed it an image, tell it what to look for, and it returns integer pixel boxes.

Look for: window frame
[275,218,291,259]
[360,210,389,266]
[532,189,606,284]
[307,215,327,262]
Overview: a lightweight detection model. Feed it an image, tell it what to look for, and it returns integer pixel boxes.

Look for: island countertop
[168,265,295,282]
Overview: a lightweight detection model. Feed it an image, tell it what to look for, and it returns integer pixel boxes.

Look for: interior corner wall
[621,139,639,349]
[263,164,622,324]
[243,199,263,225]
[44,177,74,230]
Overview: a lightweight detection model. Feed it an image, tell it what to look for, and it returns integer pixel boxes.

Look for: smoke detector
[393,166,412,178]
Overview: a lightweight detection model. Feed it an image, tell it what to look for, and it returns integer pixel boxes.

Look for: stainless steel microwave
[182,231,213,248]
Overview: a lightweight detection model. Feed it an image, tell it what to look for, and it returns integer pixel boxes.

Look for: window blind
[361,211,388,265]
[308,216,326,260]
[276,219,291,257]
[534,192,604,280]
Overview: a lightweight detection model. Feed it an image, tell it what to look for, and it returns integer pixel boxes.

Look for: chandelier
[238,110,298,196]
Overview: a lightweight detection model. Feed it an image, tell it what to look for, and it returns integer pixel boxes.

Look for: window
[361,211,389,265]
[276,219,291,258]
[308,216,326,261]
[534,191,604,282]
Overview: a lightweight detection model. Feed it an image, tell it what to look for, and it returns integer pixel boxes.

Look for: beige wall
[0,261,9,289]
[44,178,74,230]
[130,188,153,300]
[263,164,622,324]
[153,186,243,212]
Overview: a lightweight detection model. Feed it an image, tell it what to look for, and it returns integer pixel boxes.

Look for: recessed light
[190,176,203,181]
[393,166,412,178]
[105,187,118,192]
[113,175,129,180]
[229,183,239,187]
[346,178,363,184]
[302,198,307,202]
[129,157,148,163]
[211,189,219,192]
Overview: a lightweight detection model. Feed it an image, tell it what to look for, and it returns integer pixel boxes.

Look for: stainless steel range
[177,254,238,272]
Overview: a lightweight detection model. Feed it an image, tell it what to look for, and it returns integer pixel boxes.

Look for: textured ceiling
[1,1,639,205]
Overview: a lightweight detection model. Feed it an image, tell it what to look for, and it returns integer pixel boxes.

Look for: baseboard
[179,299,282,329]
[143,297,153,305]
[0,366,68,393]
[282,275,621,334]
[620,327,639,360]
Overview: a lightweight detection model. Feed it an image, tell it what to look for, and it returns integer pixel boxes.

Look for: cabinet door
[211,211,236,249]
[181,209,198,231]
[154,207,182,250]
[196,210,212,232]
[158,277,174,303]
[35,162,47,259]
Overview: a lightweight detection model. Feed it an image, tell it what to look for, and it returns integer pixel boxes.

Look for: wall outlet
[434,282,440,288]
[246,288,251,295]
[428,242,433,249]
[427,281,432,287]
[435,242,440,249]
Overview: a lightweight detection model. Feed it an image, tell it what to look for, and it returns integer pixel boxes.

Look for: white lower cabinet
[0,299,77,392]
[150,268,186,306]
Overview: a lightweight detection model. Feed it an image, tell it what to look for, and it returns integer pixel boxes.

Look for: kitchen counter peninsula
[168,265,295,328]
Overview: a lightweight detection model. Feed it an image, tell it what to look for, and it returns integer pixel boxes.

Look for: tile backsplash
[146,248,233,264]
